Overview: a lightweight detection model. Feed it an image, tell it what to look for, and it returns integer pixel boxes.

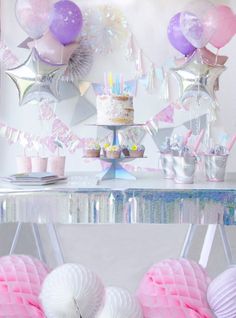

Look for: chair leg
[46,223,64,265]
[219,225,234,266]
[199,224,217,268]
[9,223,22,255]
[31,224,47,263]
[180,224,197,258]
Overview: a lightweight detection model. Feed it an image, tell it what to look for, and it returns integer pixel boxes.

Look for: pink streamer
[227,134,236,152]
[183,130,192,146]
[193,129,205,153]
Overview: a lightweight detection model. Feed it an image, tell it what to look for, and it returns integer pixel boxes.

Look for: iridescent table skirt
[0,172,235,225]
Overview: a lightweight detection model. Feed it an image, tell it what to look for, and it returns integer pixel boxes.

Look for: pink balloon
[28,31,78,64]
[209,5,236,49]
[15,0,52,39]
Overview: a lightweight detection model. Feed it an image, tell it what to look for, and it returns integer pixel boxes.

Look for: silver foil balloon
[205,154,228,182]
[6,48,65,106]
[171,50,226,109]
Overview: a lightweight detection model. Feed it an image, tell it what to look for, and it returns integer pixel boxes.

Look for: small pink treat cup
[16,156,32,173]
[31,157,48,173]
[48,156,66,176]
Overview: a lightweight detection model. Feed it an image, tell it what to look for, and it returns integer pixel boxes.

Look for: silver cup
[173,155,196,184]
[160,153,174,179]
[205,154,228,182]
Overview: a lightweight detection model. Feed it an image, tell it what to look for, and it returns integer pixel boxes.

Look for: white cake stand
[86,124,145,180]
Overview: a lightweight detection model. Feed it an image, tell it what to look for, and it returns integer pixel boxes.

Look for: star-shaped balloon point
[171,49,226,109]
[6,48,66,106]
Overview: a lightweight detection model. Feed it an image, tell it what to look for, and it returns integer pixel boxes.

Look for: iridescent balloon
[15,0,52,39]
[6,48,65,106]
[180,0,217,48]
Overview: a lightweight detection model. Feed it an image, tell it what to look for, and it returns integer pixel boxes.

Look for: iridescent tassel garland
[126,32,135,61]
[136,49,144,78]
[62,37,93,82]
[146,63,156,93]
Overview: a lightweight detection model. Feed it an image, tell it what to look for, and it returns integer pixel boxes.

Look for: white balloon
[96,287,143,318]
[40,263,105,318]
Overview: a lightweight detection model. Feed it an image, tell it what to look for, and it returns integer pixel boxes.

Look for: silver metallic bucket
[205,154,228,182]
[173,155,196,184]
[160,153,174,179]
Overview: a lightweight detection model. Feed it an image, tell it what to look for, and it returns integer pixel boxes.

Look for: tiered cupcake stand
[87,124,145,180]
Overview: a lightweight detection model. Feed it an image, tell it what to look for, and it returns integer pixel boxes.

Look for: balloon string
[215,49,219,65]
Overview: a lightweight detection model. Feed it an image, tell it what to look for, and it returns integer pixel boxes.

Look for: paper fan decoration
[96,286,143,318]
[61,37,93,82]
[40,263,105,318]
[83,6,128,54]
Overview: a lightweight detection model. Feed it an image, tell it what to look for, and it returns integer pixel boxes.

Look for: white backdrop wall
[1,0,236,174]
[0,0,236,292]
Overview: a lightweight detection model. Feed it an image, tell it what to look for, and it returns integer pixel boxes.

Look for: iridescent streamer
[136,49,144,78]
[159,69,170,101]
[146,63,156,93]
[126,32,135,61]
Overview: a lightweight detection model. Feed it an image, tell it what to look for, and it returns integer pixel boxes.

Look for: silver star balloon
[171,50,226,108]
[6,48,66,106]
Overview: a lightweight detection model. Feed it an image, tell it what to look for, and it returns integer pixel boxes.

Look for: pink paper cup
[16,156,32,173]
[31,157,48,173]
[48,156,66,176]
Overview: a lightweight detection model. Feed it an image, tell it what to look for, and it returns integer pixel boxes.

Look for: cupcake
[85,142,101,157]
[102,143,110,157]
[105,145,121,159]
[121,145,130,157]
[128,144,145,158]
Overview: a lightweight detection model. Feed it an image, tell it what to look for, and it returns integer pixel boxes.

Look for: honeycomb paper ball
[137,258,213,318]
[0,254,49,317]
[96,286,143,318]
[207,267,236,318]
[40,263,105,318]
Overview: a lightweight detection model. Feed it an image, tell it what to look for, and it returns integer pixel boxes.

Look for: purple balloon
[167,12,196,56]
[50,0,83,45]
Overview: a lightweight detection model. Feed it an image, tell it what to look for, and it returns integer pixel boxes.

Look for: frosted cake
[96,95,134,125]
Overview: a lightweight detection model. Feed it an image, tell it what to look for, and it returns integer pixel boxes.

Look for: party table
[0,171,235,268]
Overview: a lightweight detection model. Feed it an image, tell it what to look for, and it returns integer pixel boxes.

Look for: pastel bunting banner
[119,126,146,145]
[92,83,104,95]
[0,42,19,69]
[77,81,91,96]
[145,105,175,138]
[0,101,91,154]
[124,79,137,96]
[92,79,138,97]
[154,104,174,123]
[71,96,96,126]
[0,121,58,153]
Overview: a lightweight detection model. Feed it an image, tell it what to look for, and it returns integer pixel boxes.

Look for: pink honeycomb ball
[137,258,213,318]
